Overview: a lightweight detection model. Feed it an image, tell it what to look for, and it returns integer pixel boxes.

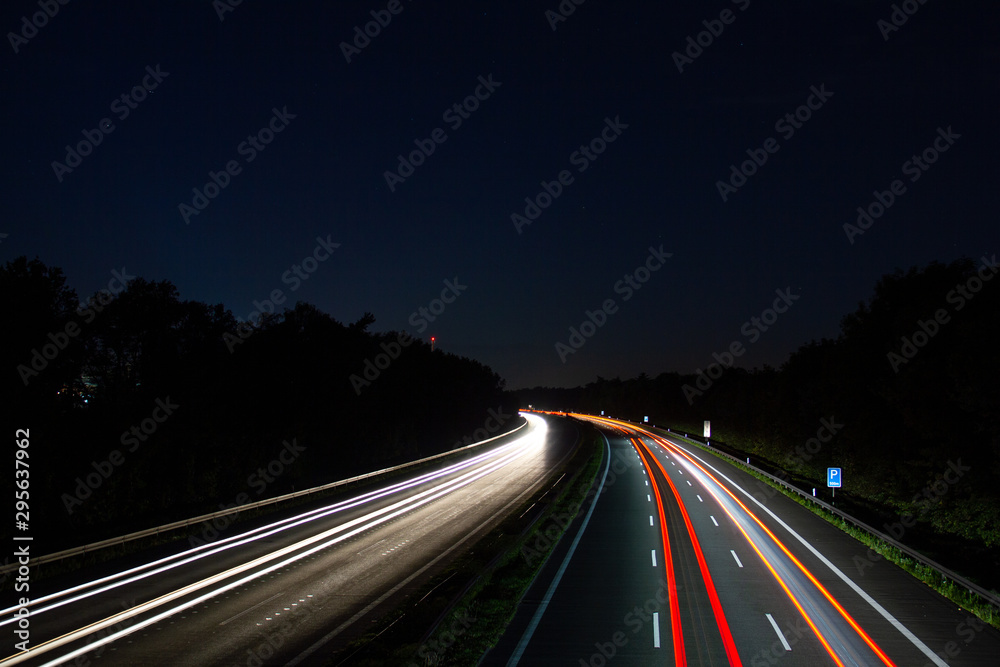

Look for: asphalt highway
[1,413,577,667]
[486,414,1000,666]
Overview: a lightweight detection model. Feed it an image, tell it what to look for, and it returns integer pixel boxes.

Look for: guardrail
[0,418,528,576]
[644,423,1000,612]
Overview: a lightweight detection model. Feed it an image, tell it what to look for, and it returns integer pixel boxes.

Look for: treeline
[520,257,1000,552]
[2,257,517,552]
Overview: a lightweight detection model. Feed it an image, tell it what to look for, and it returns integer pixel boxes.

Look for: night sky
[3,1,997,389]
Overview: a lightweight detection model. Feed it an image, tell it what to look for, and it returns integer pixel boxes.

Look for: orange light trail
[708,488,846,667]
[643,430,897,667]
[573,414,897,667]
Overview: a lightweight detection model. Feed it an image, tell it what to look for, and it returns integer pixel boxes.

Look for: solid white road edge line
[505,433,612,666]
[667,439,949,667]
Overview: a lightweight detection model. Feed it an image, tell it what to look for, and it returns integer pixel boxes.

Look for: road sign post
[827,467,842,498]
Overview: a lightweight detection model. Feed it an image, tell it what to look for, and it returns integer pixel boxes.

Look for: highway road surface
[1,413,577,666]
[486,414,1000,666]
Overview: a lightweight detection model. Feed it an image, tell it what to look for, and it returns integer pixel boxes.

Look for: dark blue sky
[3,1,997,388]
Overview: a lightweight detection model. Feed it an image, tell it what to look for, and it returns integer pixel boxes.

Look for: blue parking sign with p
[827,467,842,488]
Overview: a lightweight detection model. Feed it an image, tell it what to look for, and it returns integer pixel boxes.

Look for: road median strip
[337,418,604,666]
